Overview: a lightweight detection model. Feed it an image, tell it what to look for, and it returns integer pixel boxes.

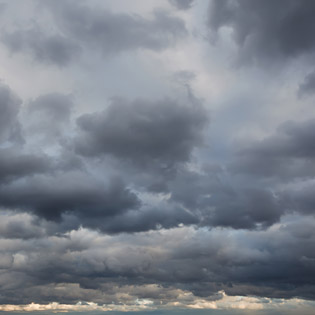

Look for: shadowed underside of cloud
[75,97,208,171]
[0,173,140,221]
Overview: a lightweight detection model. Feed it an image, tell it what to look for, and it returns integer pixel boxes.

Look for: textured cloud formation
[47,0,187,54]
[1,0,315,314]
[231,119,315,179]
[0,173,140,221]
[1,222,315,305]
[75,97,208,170]
[208,0,315,64]
[2,27,80,67]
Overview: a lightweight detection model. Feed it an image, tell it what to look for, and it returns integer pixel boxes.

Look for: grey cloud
[24,93,75,143]
[298,69,315,97]
[0,213,45,239]
[2,27,80,67]
[208,0,315,64]
[169,0,195,10]
[0,83,23,143]
[164,167,281,230]
[280,182,315,216]
[93,204,198,234]
[1,219,315,304]
[231,118,315,179]
[0,172,140,221]
[28,93,73,121]
[75,97,208,171]
[205,187,281,229]
[45,0,187,55]
[0,148,51,183]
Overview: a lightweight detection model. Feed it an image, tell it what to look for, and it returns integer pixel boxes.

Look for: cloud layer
[0,0,315,313]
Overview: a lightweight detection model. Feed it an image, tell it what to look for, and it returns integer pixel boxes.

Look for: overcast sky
[1,1,315,314]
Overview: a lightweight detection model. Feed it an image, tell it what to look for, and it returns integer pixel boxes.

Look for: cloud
[44,0,187,56]
[231,118,315,179]
[28,93,73,121]
[208,0,315,65]
[0,83,23,144]
[25,93,74,141]
[75,97,208,171]
[0,213,45,239]
[2,27,80,67]
[0,148,51,183]
[298,69,315,97]
[1,222,315,304]
[169,0,195,11]
[0,172,140,221]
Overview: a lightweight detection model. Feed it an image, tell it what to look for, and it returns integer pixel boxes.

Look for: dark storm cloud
[0,173,140,221]
[75,97,208,171]
[44,0,187,55]
[93,204,198,234]
[167,167,282,230]
[204,187,281,229]
[2,27,80,67]
[280,181,315,216]
[0,83,23,143]
[231,118,315,179]
[0,148,51,183]
[208,0,315,64]
[169,0,195,10]
[1,217,315,304]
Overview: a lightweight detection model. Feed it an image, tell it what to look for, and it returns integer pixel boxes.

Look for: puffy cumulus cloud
[0,212,45,239]
[1,27,80,67]
[208,0,315,65]
[0,83,23,144]
[75,97,208,171]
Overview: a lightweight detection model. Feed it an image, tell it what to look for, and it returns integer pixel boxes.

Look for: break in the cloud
[0,0,315,314]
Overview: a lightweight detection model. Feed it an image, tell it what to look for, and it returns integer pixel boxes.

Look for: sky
[0,0,315,314]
